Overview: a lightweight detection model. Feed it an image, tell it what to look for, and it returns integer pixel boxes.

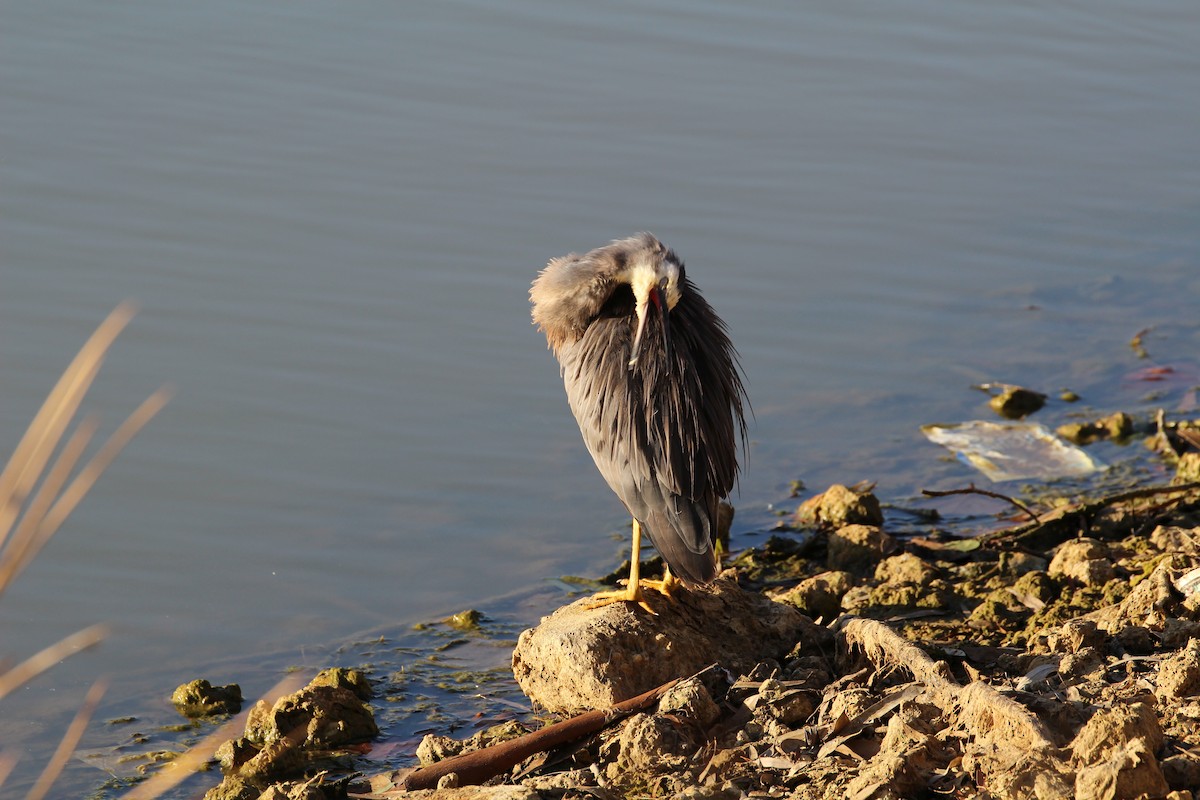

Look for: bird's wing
[558,290,745,583]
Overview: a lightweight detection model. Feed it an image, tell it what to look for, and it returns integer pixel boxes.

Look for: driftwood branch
[842,618,1068,793]
[402,674,689,790]
[977,480,1200,550]
[921,483,1040,524]
[1103,480,1200,504]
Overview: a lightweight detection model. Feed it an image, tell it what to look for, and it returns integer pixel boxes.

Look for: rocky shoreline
[183,464,1200,800]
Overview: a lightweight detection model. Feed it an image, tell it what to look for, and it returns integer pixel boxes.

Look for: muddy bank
[170,472,1200,800]
[106,383,1200,799]
[358,479,1200,800]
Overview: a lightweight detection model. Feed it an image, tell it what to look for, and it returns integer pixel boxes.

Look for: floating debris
[922,420,1102,482]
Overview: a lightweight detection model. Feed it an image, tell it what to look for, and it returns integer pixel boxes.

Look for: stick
[921,483,1040,524]
[402,676,684,790]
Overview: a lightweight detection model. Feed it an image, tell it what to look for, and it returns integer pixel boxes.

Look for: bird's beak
[629,286,670,368]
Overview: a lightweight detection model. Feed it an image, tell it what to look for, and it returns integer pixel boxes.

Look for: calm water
[2,0,1199,791]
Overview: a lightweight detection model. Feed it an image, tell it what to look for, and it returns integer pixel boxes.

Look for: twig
[979,480,1200,549]
[402,673,696,790]
[921,483,1040,524]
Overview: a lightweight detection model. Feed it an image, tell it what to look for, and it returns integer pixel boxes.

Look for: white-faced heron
[531,233,748,610]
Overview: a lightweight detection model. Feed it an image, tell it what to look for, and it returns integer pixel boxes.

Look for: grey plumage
[531,233,747,585]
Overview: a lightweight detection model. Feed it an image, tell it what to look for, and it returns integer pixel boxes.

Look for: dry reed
[0,303,170,797]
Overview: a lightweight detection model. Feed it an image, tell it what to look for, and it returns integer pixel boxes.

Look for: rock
[776,570,853,620]
[1048,538,1116,586]
[1057,411,1134,445]
[1161,752,1200,793]
[1044,619,1106,655]
[658,676,721,728]
[875,553,940,585]
[308,667,372,701]
[445,609,485,631]
[1091,557,1189,632]
[215,737,260,773]
[608,712,691,778]
[1011,570,1057,607]
[232,737,309,785]
[246,683,377,750]
[205,671,380,798]
[1058,646,1106,682]
[827,525,897,574]
[1157,638,1200,700]
[989,386,1047,419]
[203,776,260,800]
[512,575,824,714]
[171,678,243,718]
[416,733,464,766]
[754,677,815,725]
[520,768,597,792]
[1071,700,1168,800]
[998,550,1049,576]
[1150,524,1200,556]
[414,721,531,771]
[258,777,335,800]
[846,700,945,798]
[1177,451,1200,483]
[795,484,884,529]
[1114,625,1158,655]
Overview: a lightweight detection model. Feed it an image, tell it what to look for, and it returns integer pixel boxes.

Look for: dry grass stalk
[0,303,169,797]
[0,624,108,699]
[0,753,18,789]
[0,302,136,548]
[25,679,107,800]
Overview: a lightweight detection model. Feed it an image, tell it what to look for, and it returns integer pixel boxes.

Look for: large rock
[511,574,823,714]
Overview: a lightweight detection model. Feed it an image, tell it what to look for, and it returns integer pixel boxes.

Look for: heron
[531,233,747,611]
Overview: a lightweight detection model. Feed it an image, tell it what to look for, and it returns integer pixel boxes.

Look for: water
[2,0,1198,792]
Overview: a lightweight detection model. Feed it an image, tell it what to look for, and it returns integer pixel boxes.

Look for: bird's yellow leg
[584,520,655,613]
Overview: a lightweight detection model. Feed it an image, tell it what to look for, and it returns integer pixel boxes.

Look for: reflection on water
[1,0,1198,789]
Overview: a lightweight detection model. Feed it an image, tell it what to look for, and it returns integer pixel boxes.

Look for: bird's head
[617,247,681,368]
[531,232,686,363]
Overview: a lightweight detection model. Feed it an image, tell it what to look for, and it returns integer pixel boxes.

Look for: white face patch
[622,258,681,312]
[620,256,680,366]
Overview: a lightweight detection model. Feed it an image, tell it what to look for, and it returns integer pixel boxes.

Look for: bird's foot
[638,570,682,598]
[584,572,682,614]
[583,582,656,614]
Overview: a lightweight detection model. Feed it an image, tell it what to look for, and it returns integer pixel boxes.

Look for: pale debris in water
[921,420,1102,482]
